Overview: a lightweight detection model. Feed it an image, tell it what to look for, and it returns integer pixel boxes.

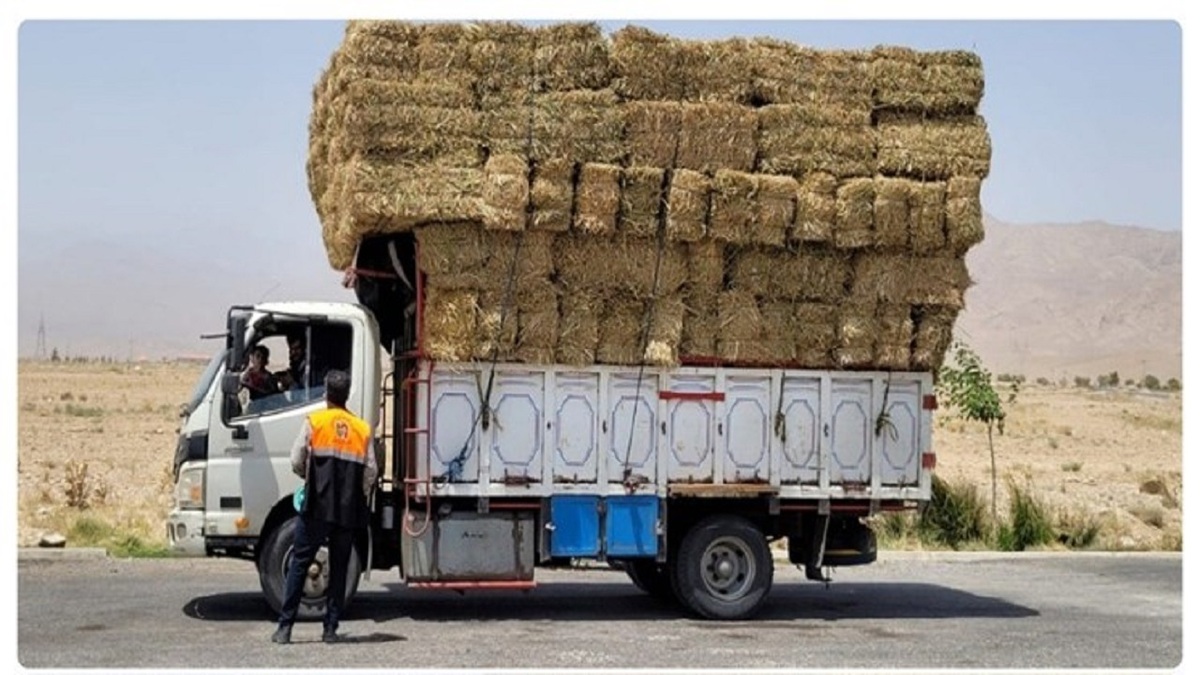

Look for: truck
[167,232,937,622]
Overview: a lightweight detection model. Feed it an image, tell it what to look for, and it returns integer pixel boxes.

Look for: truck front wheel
[672,515,773,620]
[258,516,361,620]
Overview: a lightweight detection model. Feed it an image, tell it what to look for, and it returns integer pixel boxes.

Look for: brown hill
[956,215,1182,381]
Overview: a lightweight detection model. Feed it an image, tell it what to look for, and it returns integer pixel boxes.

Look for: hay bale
[514,281,559,364]
[329,160,485,243]
[468,22,535,101]
[795,172,837,243]
[877,113,992,180]
[338,23,421,71]
[623,101,682,168]
[620,166,665,238]
[326,83,480,166]
[676,102,758,173]
[751,40,873,106]
[681,242,725,358]
[876,303,914,370]
[836,301,878,369]
[755,174,797,247]
[757,104,876,178]
[852,254,971,309]
[556,234,689,299]
[574,163,620,235]
[533,22,612,92]
[834,178,875,249]
[793,303,838,368]
[716,291,766,363]
[729,248,850,302]
[709,170,757,244]
[481,154,529,231]
[414,22,474,81]
[873,177,912,250]
[530,158,575,232]
[530,89,625,163]
[556,289,600,366]
[687,241,726,296]
[418,226,553,291]
[679,37,755,103]
[666,169,709,242]
[474,288,519,361]
[424,287,479,362]
[611,25,683,101]
[594,294,685,366]
[946,176,984,254]
[871,46,985,115]
[759,301,799,363]
[910,181,947,254]
[911,306,958,371]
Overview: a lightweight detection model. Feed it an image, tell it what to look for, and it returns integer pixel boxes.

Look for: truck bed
[411,361,933,502]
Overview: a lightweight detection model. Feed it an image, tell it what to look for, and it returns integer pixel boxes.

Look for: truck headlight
[174,466,205,510]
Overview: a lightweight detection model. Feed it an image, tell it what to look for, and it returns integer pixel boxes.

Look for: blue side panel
[550,495,600,557]
[605,496,659,557]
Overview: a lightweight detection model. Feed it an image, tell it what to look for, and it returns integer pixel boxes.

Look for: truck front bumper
[166,509,206,556]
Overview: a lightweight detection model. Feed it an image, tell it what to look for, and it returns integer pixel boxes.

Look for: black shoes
[321,628,343,644]
[271,625,292,645]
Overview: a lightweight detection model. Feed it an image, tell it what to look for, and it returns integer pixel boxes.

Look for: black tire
[671,515,773,620]
[257,516,361,621]
[625,559,676,602]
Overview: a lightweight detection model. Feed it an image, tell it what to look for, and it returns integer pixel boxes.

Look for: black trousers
[278,516,356,631]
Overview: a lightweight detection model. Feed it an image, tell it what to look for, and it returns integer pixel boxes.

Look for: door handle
[226,445,253,454]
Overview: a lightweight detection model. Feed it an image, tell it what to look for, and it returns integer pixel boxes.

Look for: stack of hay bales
[309,21,991,372]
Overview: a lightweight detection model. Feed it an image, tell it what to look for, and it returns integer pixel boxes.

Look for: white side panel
[665,375,717,482]
[607,374,658,484]
[488,371,545,484]
[779,376,822,485]
[722,375,771,483]
[425,368,483,483]
[830,379,872,485]
[553,372,601,483]
[878,380,922,486]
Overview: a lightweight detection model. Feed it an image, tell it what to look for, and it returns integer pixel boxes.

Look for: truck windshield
[184,348,227,416]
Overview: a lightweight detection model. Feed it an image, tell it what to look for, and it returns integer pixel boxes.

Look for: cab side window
[233,322,353,419]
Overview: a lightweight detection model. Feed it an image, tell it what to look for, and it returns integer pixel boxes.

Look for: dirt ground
[14,360,1183,551]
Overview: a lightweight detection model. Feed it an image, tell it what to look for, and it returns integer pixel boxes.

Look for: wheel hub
[701,536,755,601]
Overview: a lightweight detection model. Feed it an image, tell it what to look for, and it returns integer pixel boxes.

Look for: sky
[13,19,1184,361]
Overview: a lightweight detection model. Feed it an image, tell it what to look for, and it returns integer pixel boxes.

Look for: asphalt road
[17,552,1181,670]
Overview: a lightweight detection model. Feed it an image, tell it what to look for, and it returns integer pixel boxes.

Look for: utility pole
[36,314,47,360]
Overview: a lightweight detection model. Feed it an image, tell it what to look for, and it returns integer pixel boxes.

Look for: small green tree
[938,341,1010,526]
[1167,378,1181,391]
[1142,374,1161,391]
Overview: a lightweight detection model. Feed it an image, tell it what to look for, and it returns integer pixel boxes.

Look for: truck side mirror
[221,372,242,396]
[226,313,248,373]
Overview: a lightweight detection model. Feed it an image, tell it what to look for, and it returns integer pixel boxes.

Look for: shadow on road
[182,580,1036,624]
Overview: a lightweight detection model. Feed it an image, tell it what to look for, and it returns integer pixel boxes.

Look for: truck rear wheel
[258,516,361,621]
[672,515,773,620]
[625,560,676,602]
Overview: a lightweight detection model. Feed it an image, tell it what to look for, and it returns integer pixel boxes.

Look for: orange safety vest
[304,407,372,528]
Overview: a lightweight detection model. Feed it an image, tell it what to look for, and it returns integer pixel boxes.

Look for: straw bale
[945,176,984,254]
[473,288,519,361]
[834,178,875,249]
[852,254,971,309]
[910,181,947,254]
[759,301,799,363]
[873,177,912,250]
[836,301,878,369]
[666,169,710,242]
[686,241,726,297]
[679,37,755,103]
[533,22,612,92]
[875,303,914,370]
[595,294,686,366]
[871,46,984,115]
[574,163,621,235]
[513,281,559,364]
[877,114,992,180]
[424,287,479,362]
[468,22,535,98]
[557,290,602,366]
[795,172,837,243]
[730,248,850,301]
[682,242,724,358]
[755,174,797,247]
[530,90,625,163]
[328,89,480,166]
[337,26,420,72]
[716,291,766,363]
[793,303,838,368]
[611,25,684,101]
[709,170,757,244]
[344,20,423,46]
[757,104,876,178]
[676,102,758,173]
[624,102,682,168]
[330,78,475,109]
[330,160,485,240]
[481,154,530,232]
[911,306,958,371]
[418,227,554,291]
[530,158,575,232]
[479,106,531,158]
[414,22,474,81]
[751,40,873,106]
[620,166,665,238]
[556,234,689,298]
